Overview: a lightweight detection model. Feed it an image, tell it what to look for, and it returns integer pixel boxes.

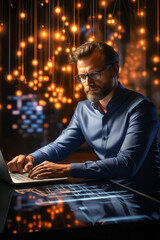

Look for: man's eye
[80,75,86,79]
[89,72,99,79]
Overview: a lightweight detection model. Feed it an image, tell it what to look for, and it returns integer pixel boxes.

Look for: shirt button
[103,137,107,141]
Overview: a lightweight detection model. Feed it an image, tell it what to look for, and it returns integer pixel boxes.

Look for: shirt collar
[91,81,125,115]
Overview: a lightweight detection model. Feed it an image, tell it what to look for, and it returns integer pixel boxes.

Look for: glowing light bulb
[32,59,39,66]
[44,93,49,98]
[153,79,160,85]
[117,25,122,31]
[54,32,61,40]
[106,40,113,46]
[47,60,53,68]
[153,67,157,71]
[65,22,69,27]
[54,50,59,55]
[62,97,67,103]
[86,24,91,29]
[20,41,26,48]
[16,50,22,57]
[61,16,66,21]
[28,81,34,87]
[7,104,12,110]
[139,28,146,34]
[65,48,70,53]
[67,65,72,72]
[77,3,82,8]
[49,97,54,103]
[55,6,61,14]
[61,35,65,41]
[54,102,61,109]
[6,74,12,81]
[98,14,103,19]
[100,1,107,7]
[67,98,72,104]
[16,90,23,97]
[20,12,26,19]
[61,66,66,72]
[70,24,78,33]
[19,75,25,81]
[88,36,95,41]
[13,70,19,76]
[28,36,34,43]
[62,118,68,124]
[152,56,160,63]
[40,29,48,39]
[74,93,80,99]
[57,46,62,51]
[39,100,47,106]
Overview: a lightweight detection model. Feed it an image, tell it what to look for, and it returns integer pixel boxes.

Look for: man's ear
[112,63,119,78]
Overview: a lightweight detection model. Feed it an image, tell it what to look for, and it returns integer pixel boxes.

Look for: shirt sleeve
[70,100,159,180]
[30,103,86,165]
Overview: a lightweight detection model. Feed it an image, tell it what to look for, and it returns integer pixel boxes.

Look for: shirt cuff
[70,163,86,178]
[29,151,48,166]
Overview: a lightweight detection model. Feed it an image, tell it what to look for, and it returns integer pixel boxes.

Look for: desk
[0,179,160,240]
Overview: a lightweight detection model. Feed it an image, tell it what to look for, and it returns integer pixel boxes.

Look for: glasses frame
[75,64,113,83]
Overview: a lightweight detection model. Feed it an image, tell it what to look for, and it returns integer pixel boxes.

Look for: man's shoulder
[122,85,151,105]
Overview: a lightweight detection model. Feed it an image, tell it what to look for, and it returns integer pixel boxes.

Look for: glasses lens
[75,74,86,83]
[88,72,100,80]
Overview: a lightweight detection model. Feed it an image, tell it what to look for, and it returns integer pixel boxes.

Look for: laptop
[0,151,68,186]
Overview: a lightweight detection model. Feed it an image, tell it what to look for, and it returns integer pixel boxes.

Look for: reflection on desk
[0,179,160,239]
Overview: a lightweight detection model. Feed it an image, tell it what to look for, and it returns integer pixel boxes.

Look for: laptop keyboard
[10,172,33,182]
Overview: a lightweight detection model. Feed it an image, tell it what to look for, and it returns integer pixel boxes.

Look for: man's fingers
[7,155,35,173]
[7,157,19,172]
[24,161,33,172]
[17,155,26,173]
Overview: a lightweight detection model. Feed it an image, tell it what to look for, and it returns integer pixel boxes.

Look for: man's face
[77,51,117,103]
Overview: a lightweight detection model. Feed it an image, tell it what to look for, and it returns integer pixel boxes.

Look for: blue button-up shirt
[30,82,160,194]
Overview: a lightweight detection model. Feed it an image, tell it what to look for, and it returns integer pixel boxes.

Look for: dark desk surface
[0,179,160,240]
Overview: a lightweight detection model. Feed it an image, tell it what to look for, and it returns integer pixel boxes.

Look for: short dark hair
[69,41,119,64]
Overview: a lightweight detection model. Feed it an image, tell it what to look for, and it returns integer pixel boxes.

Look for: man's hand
[7,155,35,173]
[28,161,71,179]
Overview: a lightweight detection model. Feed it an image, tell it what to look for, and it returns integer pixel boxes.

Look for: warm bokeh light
[100,1,107,7]
[70,25,78,33]
[54,102,62,109]
[32,59,39,66]
[15,90,23,97]
[39,99,47,106]
[61,16,66,21]
[6,74,12,81]
[40,29,48,39]
[7,104,12,110]
[152,56,160,63]
[20,12,26,19]
[62,117,68,124]
[54,32,61,40]
[28,36,34,43]
[55,6,61,14]
[19,75,26,82]
[20,41,26,48]
[153,79,160,85]
[16,50,22,57]
[13,70,19,76]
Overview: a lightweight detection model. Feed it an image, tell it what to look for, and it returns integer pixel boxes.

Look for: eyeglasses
[75,64,113,83]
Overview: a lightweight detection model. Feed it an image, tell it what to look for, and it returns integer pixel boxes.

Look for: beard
[84,84,114,103]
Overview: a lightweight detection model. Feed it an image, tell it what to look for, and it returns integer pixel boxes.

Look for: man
[7,41,160,195]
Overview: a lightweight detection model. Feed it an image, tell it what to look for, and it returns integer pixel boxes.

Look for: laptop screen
[1,180,160,236]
